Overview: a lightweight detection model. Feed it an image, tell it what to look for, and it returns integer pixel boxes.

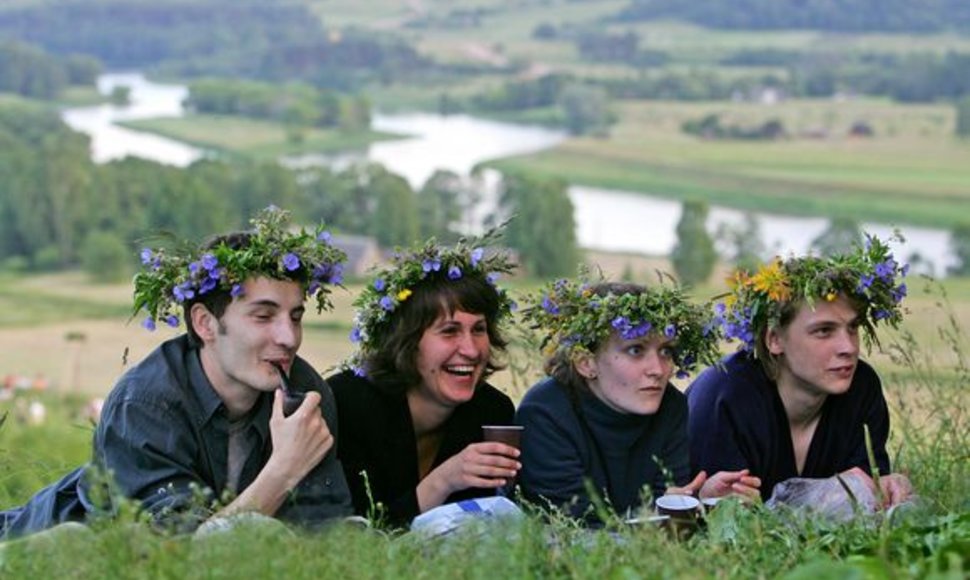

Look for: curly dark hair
[363,274,509,395]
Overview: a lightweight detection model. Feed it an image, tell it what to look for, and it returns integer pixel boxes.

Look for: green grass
[489,98,970,229]
[118,115,400,160]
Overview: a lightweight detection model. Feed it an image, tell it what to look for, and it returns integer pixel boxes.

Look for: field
[1,263,968,577]
[118,116,398,160]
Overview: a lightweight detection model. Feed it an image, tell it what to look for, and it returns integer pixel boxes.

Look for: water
[61,72,957,275]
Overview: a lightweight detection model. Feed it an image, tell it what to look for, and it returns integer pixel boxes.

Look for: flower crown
[521,273,724,379]
[132,207,347,331]
[717,233,909,352]
[346,231,517,376]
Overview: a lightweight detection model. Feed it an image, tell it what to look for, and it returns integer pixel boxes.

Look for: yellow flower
[397,289,413,302]
[825,292,837,302]
[750,259,791,302]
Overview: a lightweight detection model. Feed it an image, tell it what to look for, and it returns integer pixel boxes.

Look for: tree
[948,223,970,277]
[80,231,129,282]
[670,200,716,286]
[498,174,579,278]
[367,166,419,247]
[418,170,463,242]
[558,83,612,136]
[956,97,970,139]
[810,217,861,257]
[716,212,765,272]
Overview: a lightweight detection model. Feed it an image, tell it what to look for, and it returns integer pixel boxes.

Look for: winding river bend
[62,73,956,275]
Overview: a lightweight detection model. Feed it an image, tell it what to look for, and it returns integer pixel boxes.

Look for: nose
[457,330,486,360]
[274,318,301,351]
[836,327,859,357]
[643,349,670,378]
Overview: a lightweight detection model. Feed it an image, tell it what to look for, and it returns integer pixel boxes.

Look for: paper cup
[481,425,523,449]
[655,494,701,519]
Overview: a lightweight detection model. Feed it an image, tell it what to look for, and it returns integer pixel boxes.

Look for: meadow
[1,261,967,578]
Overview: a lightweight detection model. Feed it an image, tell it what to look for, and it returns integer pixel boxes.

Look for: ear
[573,351,599,381]
[189,303,218,344]
[765,326,785,356]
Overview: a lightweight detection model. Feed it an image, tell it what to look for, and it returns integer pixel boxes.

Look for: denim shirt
[91,335,352,531]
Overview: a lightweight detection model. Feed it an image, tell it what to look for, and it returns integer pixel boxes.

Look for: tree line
[0,40,100,99]
[0,1,433,92]
[185,79,371,133]
[0,102,579,280]
[615,0,970,33]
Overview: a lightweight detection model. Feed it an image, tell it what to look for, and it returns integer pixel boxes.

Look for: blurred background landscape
[0,0,968,396]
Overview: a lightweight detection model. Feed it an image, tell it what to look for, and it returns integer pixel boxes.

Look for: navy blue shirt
[329,369,515,527]
[91,335,352,531]
[686,351,891,501]
[517,377,691,523]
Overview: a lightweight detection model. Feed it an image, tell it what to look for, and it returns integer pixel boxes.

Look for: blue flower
[664,324,677,338]
[448,266,462,280]
[198,277,217,295]
[231,284,244,298]
[201,253,219,271]
[892,283,907,303]
[349,326,362,343]
[173,283,195,302]
[140,248,153,265]
[874,258,896,281]
[901,263,910,277]
[380,296,394,311]
[486,272,500,286]
[676,370,690,380]
[714,302,726,315]
[142,316,156,331]
[374,278,386,291]
[188,261,199,274]
[317,231,332,243]
[470,248,484,267]
[165,315,179,328]
[857,274,875,292]
[422,258,441,273]
[626,321,652,340]
[542,296,560,315]
[873,309,891,321]
[352,365,367,378]
[330,264,344,285]
[282,253,300,271]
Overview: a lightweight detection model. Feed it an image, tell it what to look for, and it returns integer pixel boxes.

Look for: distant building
[332,234,382,277]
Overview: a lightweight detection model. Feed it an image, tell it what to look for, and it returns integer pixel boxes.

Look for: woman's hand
[698,469,761,501]
[416,442,520,512]
[666,471,707,496]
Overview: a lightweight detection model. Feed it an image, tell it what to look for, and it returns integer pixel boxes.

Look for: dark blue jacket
[686,351,891,501]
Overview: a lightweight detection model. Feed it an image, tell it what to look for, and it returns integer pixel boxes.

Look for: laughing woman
[517,278,759,524]
[327,238,520,528]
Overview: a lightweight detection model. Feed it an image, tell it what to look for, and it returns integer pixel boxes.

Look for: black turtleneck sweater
[516,377,690,523]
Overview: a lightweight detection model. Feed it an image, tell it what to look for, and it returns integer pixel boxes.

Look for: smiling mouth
[445,364,477,377]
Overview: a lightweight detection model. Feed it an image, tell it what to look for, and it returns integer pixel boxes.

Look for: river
[61,73,957,276]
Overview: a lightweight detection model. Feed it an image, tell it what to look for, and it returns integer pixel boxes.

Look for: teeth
[446,365,475,375]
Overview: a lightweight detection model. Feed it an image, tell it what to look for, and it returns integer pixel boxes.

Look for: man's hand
[214,389,334,520]
[267,389,333,489]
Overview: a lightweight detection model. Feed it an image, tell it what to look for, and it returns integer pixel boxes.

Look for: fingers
[294,391,322,416]
[471,441,521,459]
[272,388,284,419]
